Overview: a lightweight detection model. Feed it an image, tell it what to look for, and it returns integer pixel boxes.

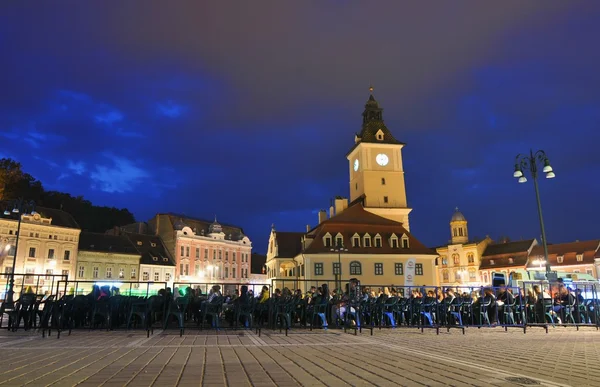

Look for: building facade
[75,232,141,293]
[121,232,176,286]
[526,240,600,279]
[478,239,538,285]
[266,89,438,291]
[435,208,492,288]
[266,202,438,292]
[148,214,252,284]
[0,207,80,291]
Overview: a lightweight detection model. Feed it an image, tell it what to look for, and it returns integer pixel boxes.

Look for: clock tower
[346,87,412,230]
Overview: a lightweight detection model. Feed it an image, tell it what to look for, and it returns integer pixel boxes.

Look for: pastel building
[0,207,80,293]
[148,214,252,284]
[435,208,492,287]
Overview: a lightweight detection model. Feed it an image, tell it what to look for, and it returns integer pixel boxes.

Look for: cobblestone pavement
[1,326,599,386]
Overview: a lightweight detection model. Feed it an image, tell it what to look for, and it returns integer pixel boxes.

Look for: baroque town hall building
[265,89,438,291]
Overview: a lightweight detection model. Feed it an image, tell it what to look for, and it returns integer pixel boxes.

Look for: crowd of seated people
[4,278,598,335]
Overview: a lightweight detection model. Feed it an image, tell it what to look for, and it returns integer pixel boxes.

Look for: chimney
[334,197,348,216]
[318,210,327,224]
[306,224,310,232]
[329,206,334,218]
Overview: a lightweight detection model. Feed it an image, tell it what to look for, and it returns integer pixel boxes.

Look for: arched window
[441,256,448,266]
[467,253,474,264]
[350,261,362,275]
[381,178,386,185]
[442,270,449,282]
[452,254,460,265]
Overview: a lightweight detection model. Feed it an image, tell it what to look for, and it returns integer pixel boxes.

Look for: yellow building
[435,208,492,287]
[265,88,438,291]
[0,207,80,293]
[74,232,141,294]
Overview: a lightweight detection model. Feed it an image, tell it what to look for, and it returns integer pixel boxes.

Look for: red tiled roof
[303,203,436,255]
[274,231,305,258]
[528,240,599,267]
[479,252,529,270]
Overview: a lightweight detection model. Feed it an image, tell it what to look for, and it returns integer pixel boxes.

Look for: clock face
[353,159,359,171]
[376,153,389,166]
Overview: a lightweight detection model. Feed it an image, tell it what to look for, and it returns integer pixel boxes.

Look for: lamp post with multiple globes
[513,150,555,278]
[3,199,36,306]
[330,242,348,292]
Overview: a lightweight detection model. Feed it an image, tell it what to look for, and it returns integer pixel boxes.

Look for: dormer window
[508,257,514,264]
[389,233,399,248]
[557,255,564,263]
[363,234,372,247]
[151,242,156,247]
[376,129,384,141]
[335,233,344,248]
[576,254,583,262]
[490,259,495,265]
[137,241,143,246]
[401,234,409,249]
[323,233,332,247]
[152,256,158,261]
[352,234,360,248]
[374,234,382,248]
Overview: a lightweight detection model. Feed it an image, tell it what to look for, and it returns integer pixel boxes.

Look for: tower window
[453,228,457,237]
[383,196,388,203]
[381,178,386,185]
[459,228,463,236]
[355,183,358,190]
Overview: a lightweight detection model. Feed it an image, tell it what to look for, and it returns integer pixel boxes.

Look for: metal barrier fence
[0,273,67,301]
[520,281,600,331]
[56,280,168,298]
[172,282,271,298]
[270,278,344,295]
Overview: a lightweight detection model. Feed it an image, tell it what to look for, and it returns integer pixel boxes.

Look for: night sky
[2,2,600,254]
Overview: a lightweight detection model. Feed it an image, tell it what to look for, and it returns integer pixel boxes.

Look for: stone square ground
[0,326,599,386]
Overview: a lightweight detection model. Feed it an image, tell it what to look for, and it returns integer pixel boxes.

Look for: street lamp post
[513,150,555,279]
[3,199,36,306]
[330,242,348,291]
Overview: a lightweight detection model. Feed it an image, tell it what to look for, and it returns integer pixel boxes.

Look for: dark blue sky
[2,1,600,254]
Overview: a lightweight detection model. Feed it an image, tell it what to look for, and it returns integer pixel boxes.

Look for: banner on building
[405,258,416,287]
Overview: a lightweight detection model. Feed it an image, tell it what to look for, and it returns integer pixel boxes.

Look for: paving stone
[0,327,598,386]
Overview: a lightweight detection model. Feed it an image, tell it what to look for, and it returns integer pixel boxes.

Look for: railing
[56,280,168,297]
[0,273,67,302]
[172,282,270,297]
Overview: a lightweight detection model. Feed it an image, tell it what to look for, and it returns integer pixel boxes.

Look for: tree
[0,158,44,201]
[0,158,136,232]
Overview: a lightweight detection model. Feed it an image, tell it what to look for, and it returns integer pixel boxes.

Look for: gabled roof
[274,231,305,258]
[529,240,600,267]
[78,232,140,255]
[304,203,436,255]
[122,232,175,266]
[482,239,536,257]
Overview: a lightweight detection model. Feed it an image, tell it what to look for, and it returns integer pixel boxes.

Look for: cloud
[90,154,150,193]
[156,101,186,118]
[67,160,86,175]
[95,110,124,125]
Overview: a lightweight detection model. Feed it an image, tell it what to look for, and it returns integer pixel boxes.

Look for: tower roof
[356,87,404,146]
[451,207,466,222]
